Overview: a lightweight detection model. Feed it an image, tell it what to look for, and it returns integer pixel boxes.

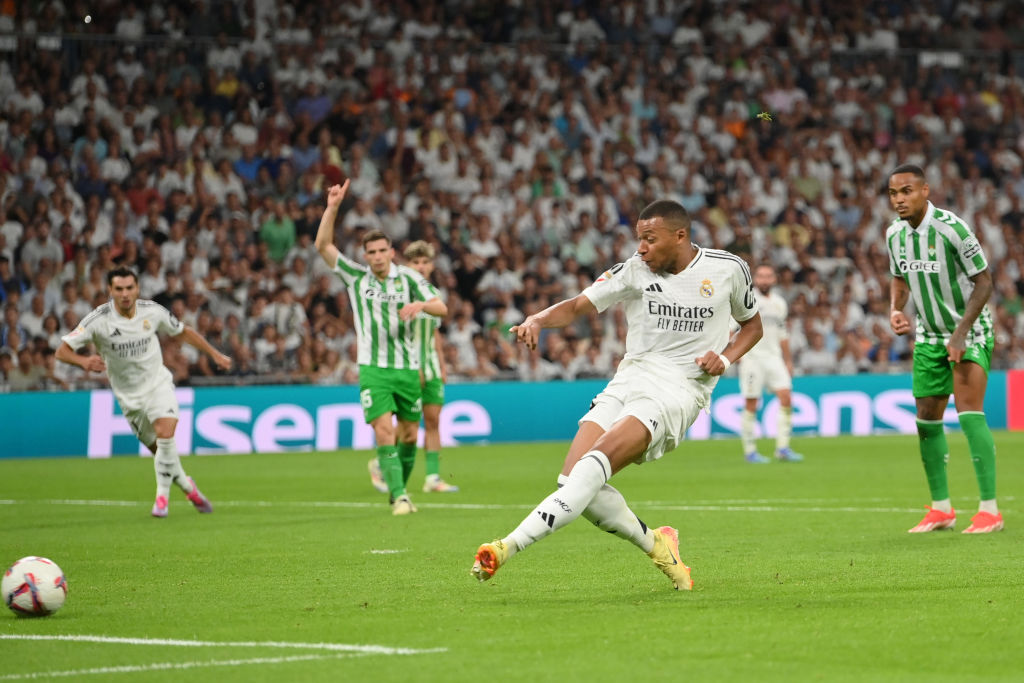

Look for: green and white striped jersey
[885,201,993,345]
[332,253,440,369]
[412,311,442,382]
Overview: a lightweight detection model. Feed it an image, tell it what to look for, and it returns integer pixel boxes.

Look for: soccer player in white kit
[56,266,232,517]
[735,264,804,463]
[471,199,763,590]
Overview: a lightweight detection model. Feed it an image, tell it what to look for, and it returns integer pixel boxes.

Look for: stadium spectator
[2,0,1024,391]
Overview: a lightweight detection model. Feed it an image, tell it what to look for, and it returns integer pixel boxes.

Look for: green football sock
[398,442,417,486]
[377,446,404,499]
[425,450,441,478]
[958,412,996,501]
[916,419,949,501]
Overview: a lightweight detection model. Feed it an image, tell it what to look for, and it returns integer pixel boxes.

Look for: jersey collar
[906,201,935,231]
[372,263,400,282]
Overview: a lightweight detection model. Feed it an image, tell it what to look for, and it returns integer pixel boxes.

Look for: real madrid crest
[699,278,714,298]
[143,320,151,330]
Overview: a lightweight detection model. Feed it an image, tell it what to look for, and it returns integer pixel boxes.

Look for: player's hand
[326,180,350,208]
[890,310,911,336]
[946,331,967,363]
[510,318,542,349]
[400,301,424,321]
[212,351,232,371]
[694,350,729,376]
[82,356,106,373]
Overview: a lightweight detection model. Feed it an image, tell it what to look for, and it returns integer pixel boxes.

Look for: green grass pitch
[2,433,1023,682]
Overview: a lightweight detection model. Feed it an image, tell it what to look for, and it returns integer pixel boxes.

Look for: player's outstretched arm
[948,269,993,361]
[176,327,232,371]
[314,181,351,268]
[889,276,912,336]
[55,341,105,373]
[510,293,596,350]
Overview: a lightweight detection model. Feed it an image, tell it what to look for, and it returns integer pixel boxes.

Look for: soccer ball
[2,556,68,617]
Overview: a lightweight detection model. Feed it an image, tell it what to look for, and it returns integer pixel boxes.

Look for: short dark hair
[107,265,138,285]
[362,230,391,248]
[638,199,690,232]
[889,164,925,181]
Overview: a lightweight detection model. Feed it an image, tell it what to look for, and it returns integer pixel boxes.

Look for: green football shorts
[359,365,423,423]
[912,339,992,398]
[421,376,445,406]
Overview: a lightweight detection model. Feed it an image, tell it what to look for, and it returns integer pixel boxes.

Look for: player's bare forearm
[314,181,350,267]
[889,277,909,312]
[177,327,232,371]
[726,313,763,364]
[56,342,105,373]
[695,314,761,376]
[510,294,595,349]
[948,270,993,360]
[889,277,912,336]
[954,270,992,339]
[422,297,447,318]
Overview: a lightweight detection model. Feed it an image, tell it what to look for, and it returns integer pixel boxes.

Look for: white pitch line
[2,498,1011,515]
[0,634,446,656]
[0,653,362,680]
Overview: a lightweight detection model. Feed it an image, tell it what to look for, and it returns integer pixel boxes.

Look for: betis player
[886,164,1001,534]
[368,240,459,494]
[56,266,231,517]
[315,182,447,515]
[404,239,459,493]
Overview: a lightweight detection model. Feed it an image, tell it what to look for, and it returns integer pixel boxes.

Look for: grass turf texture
[1,433,1023,682]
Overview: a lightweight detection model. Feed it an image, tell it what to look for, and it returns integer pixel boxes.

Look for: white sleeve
[729,260,757,322]
[581,260,638,313]
[156,304,186,336]
[61,308,101,350]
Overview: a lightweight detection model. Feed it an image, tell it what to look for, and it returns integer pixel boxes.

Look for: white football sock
[777,407,792,450]
[570,474,655,553]
[504,451,611,554]
[931,498,953,513]
[979,499,999,514]
[155,438,193,496]
[741,409,757,454]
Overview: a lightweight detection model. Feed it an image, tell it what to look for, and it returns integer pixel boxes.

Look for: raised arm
[510,293,597,350]
[314,181,350,268]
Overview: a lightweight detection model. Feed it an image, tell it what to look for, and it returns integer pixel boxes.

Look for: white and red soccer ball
[2,556,68,617]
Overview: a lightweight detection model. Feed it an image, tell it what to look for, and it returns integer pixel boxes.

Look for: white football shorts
[118,381,180,448]
[580,360,710,463]
[738,353,792,398]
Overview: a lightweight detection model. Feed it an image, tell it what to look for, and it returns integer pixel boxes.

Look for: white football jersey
[744,288,788,360]
[62,300,184,406]
[583,249,757,384]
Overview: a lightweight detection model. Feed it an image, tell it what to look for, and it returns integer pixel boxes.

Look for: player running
[56,266,231,517]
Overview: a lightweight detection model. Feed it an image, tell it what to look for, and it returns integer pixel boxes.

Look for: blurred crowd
[3,0,1024,393]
